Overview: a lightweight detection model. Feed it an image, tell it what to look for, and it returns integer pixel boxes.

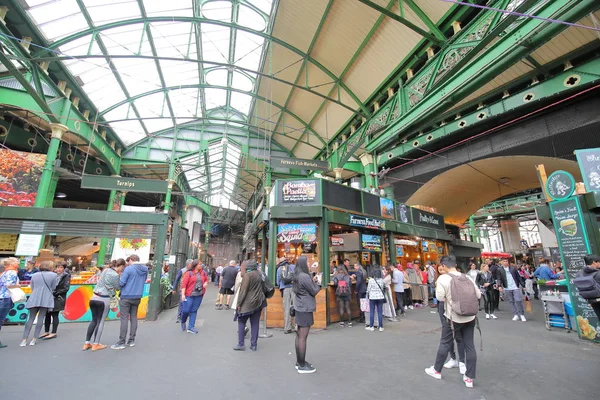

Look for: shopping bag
[524,295,533,313]
[9,287,27,303]
[360,298,370,312]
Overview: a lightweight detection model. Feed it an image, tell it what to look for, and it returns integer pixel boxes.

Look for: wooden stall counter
[327,283,361,323]
[266,287,327,330]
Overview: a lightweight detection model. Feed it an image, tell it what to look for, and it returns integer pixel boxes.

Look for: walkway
[0,286,598,400]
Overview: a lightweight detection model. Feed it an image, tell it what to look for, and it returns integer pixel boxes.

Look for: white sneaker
[491,314,498,319]
[425,366,441,380]
[520,315,527,322]
[443,358,459,369]
[512,315,519,321]
[485,314,490,320]
[378,327,384,332]
[459,362,466,375]
[463,375,474,388]
[365,326,375,331]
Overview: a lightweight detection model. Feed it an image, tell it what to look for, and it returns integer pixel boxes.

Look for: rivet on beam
[0,6,9,24]
[351,125,356,134]
[374,101,380,111]
[477,103,484,110]
[387,87,395,98]
[101,130,107,139]
[57,81,67,94]
[72,97,80,108]
[455,114,461,120]
[502,90,510,99]
[361,117,367,124]
[82,110,90,120]
[564,61,573,70]
[452,21,461,35]
[426,47,435,60]
[116,148,122,156]
[530,77,539,86]
[110,140,115,150]
[342,134,347,141]
[64,88,72,98]
[39,61,49,72]
[406,68,414,80]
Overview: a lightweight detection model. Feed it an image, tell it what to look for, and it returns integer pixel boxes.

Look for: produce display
[0,149,46,206]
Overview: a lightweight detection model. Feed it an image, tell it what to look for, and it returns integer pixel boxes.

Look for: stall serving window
[276,222,319,272]
[329,224,384,268]
[394,236,447,266]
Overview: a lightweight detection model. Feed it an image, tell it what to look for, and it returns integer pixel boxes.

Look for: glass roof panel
[201,1,233,22]
[86,2,141,25]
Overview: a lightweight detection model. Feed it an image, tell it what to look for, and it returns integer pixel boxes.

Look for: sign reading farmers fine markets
[81,175,168,194]
[349,214,386,230]
[575,148,600,192]
[281,180,319,204]
[271,156,329,171]
[411,208,444,230]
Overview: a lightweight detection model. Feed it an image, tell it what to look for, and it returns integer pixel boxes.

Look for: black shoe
[284,329,294,334]
[297,363,317,374]
[250,345,257,351]
[0,342,7,349]
[295,362,312,370]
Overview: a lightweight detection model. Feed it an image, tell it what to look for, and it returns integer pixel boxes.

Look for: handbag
[360,298,370,312]
[109,294,120,309]
[261,272,275,299]
[289,306,296,317]
[9,287,27,303]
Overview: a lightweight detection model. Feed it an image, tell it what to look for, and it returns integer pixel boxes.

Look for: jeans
[369,299,384,328]
[0,297,13,333]
[182,295,203,329]
[437,302,463,362]
[282,287,294,331]
[118,298,141,344]
[394,291,404,313]
[23,307,49,340]
[237,308,261,347]
[434,318,477,379]
[504,289,524,316]
[429,283,438,305]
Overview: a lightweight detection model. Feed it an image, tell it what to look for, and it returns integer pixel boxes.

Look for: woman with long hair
[83,259,125,351]
[477,263,496,320]
[40,261,70,340]
[234,260,265,351]
[333,264,352,327]
[366,265,386,331]
[21,261,57,347]
[382,266,397,322]
[293,255,321,374]
[0,257,20,348]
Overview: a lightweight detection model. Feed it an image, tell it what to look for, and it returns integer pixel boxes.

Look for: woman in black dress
[40,261,70,340]
[292,256,321,374]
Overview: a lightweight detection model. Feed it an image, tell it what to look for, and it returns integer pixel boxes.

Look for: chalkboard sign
[575,148,600,192]
[550,197,599,342]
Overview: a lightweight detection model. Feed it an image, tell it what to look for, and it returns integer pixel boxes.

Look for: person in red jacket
[180,260,208,334]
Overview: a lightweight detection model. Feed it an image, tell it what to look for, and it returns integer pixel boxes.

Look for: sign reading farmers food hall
[277,223,317,243]
[411,208,444,230]
[575,148,600,192]
[349,215,386,230]
[545,170,576,200]
[361,234,382,252]
[550,197,599,343]
[280,180,319,204]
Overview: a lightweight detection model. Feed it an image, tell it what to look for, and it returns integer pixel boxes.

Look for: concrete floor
[1,286,598,400]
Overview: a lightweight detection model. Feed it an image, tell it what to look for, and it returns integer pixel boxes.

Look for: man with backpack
[574,254,600,320]
[276,256,295,334]
[425,255,480,388]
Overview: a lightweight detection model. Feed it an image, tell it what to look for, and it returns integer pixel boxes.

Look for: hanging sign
[15,234,43,256]
[349,214,386,230]
[395,238,418,246]
[379,198,395,219]
[331,236,344,246]
[550,197,599,342]
[575,148,600,192]
[271,156,329,171]
[411,208,444,230]
[277,223,317,243]
[546,170,576,200]
[281,180,319,204]
[361,234,382,252]
[81,175,168,194]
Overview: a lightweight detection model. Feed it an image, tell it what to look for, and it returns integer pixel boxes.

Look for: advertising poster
[380,197,395,219]
[0,149,46,207]
[111,205,154,263]
[331,236,344,246]
[361,234,382,252]
[281,180,319,204]
[550,197,599,343]
[277,223,317,244]
[397,203,410,223]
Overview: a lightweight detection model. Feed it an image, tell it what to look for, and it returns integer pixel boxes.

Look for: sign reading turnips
[348,214,386,230]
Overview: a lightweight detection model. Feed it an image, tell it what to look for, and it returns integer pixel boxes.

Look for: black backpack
[281,263,294,285]
[573,271,600,300]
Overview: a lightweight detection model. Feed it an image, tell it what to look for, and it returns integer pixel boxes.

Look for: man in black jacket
[576,255,600,320]
[489,259,501,311]
[497,259,526,322]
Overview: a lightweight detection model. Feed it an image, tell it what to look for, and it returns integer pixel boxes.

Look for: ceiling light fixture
[55,192,67,198]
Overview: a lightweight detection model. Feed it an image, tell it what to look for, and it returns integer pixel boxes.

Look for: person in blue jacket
[111,254,148,350]
[533,259,560,281]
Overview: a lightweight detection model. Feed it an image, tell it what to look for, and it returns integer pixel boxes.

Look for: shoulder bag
[374,279,387,303]
[1,271,26,303]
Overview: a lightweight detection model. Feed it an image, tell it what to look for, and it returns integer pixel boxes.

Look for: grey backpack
[449,274,479,317]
